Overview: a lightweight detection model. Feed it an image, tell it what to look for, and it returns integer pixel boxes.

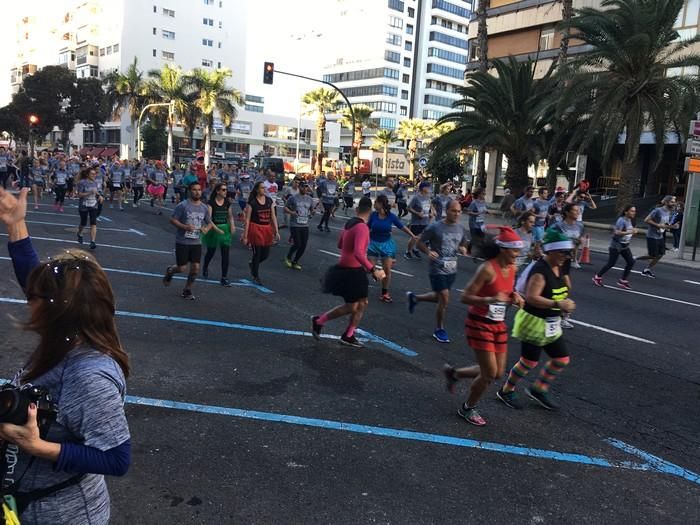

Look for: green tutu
[201,222,232,248]
[512,309,563,347]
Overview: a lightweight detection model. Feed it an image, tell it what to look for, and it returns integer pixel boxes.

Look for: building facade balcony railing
[464,44,593,72]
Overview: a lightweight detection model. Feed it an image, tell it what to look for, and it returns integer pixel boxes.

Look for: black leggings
[54,186,67,204]
[250,245,270,278]
[133,186,144,204]
[521,338,568,362]
[287,227,309,263]
[203,245,230,279]
[0,172,8,189]
[319,203,333,228]
[397,201,408,217]
[597,245,635,279]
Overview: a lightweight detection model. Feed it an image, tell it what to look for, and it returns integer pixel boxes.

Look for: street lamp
[28,114,39,158]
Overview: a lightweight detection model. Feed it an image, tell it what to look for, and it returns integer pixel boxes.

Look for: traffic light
[263,62,274,85]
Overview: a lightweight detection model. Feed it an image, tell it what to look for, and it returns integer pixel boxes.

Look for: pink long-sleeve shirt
[337,218,373,272]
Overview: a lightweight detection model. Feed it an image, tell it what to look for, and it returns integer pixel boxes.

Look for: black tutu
[322,265,369,304]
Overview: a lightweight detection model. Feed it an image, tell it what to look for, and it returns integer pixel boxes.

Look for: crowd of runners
[1,146,686,428]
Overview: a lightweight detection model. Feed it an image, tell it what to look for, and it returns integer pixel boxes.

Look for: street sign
[418,156,429,168]
[684,157,700,173]
[689,120,700,138]
[687,138,700,156]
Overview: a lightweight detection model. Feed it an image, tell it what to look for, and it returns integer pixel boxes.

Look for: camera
[0,384,58,426]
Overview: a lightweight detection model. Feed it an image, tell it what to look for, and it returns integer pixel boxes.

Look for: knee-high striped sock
[532,357,570,393]
[503,358,538,393]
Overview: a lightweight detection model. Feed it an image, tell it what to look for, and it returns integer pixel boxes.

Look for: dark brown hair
[22,250,130,381]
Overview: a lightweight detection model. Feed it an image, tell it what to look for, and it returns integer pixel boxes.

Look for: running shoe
[412,249,422,259]
[292,263,303,271]
[324,227,331,233]
[89,241,96,250]
[59,206,64,213]
[284,257,293,269]
[162,266,175,286]
[433,329,450,343]
[317,225,323,232]
[561,318,574,329]
[310,315,323,340]
[379,293,393,303]
[340,334,364,348]
[617,278,632,290]
[403,252,413,260]
[571,260,582,269]
[496,388,523,409]
[457,405,486,426]
[220,278,232,287]
[642,267,656,278]
[406,291,417,314]
[252,276,263,286]
[592,275,603,287]
[77,234,83,244]
[34,205,39,210]
[443,364,458,395]
[181,289,195,300]
[527,388,559,410]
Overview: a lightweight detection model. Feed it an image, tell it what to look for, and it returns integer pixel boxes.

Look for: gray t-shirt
[319,179,338,205]
[468,200,487,231]
[552,220,584,242]
[172,200,211,245]
[513,196,534,214]
[3,348,129,525]
[408,194,432,226]
[287,194,314,227]
[646,207,671,240]
[611,216,634,249]
[533,199,549,227]
[434,194,453,219]
[77,179,99,209]
[420,220,469,275]
[379,188,396,207]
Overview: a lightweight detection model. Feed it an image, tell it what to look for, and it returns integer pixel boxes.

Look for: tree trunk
[545,157,558,194]
[477,0,490,74]
[382,144,388,179]
[476,149,487,188]
[204,124,211,168]
[408,139,417,181]
[316,114,326,177]
[559,0,573,67]
[167,120,174,168]
[616,159,642,213]
[505,156,529,196]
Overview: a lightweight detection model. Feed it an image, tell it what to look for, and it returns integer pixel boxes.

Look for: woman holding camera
[0,187,131,524]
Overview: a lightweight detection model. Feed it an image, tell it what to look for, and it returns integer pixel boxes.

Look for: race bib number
[545,317,562,338]
[123,169,131,177]
[242,191,250,200]
[85,196,97,208]
[56,174,67,185]
[441,257,457,272]
[184,229,200,239]
[296,215,309,225]
[112,182,121,188]
[422,203,431,216]
[487,303,507,322]
[476,215,484,224]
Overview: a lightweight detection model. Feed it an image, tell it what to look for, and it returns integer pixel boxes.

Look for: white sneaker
[672,248,679,252]
[561,318,574,329]
[571,261,582,269]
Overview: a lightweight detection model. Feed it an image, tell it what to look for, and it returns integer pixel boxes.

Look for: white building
[7,0,340,164]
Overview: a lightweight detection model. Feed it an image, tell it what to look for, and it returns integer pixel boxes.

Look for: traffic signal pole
[267,67,356,178]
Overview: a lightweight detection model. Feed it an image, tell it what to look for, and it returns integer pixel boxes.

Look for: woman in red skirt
[444,226,524,426]
[242,181,279,285]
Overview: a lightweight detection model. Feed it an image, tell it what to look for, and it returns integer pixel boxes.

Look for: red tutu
[147,184,165,197]
[247,221,274,247]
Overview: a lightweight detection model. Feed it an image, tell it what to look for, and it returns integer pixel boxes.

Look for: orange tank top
[468,259,515,320]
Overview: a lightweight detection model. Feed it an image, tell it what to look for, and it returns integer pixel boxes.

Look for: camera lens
[0,389,18,418]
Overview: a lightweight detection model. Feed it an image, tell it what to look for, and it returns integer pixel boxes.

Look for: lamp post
[135,101,174,163]
[28,114,39,158]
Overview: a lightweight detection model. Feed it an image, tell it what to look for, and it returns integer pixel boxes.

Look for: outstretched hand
[0,187,28,227]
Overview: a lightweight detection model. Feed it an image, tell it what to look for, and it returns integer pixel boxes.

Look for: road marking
[612,266,643,275]
[27,210,75,218]
[567,319,656,345]
[603,285,700,308]
[0,233,171,255]
[119,394,700,486]
[684,280,700,286]
[25,220,146,236]
[318,249,414,277]
[0,297,417,357]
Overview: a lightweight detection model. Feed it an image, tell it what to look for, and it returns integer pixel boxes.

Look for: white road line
[0,233,170,254]
[317,249,414,277]
[684,280,700,286]
[27,210,74,218]
[612,266,643,275]
[24,220,146,236]
[603,285,700,308]
[568,319,656,345]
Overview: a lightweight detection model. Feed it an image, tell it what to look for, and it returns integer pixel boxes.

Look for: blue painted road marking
[123,394,700,486]
[0,233,170,254]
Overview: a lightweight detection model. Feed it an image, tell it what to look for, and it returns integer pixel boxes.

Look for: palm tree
[302,88,340,176]
[147,64,190,166]
[179,91,202,154]
[474,0,491,187]
[339,104,377,172]
[561,0,700,209]
[371,129,399,179]
[184,68,244,167]
[397,119,436,181]
[103,57,148,157]
[431,57,556,195]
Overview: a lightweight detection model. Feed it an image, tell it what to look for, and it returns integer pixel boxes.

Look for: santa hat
[542,229,574,252]
[494,226,525,249]
[195,151,205,160]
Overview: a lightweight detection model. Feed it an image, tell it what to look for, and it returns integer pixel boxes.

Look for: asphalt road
[1,198,699,525]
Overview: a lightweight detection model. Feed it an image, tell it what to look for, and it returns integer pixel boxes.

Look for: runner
[592,205,637,289]
[532,188,550,245]
[284,181,314,270]
[510,186,535,224]
[122,160,132,205]
[0,146,10,189]
[515,212,537,273]
[406,200,469,343]
[131,161,146,207]
[242,181,280,285]
[395,178,409,218]
[378,176,397,210]
[341,175,355,216]
[466,188,488,254]
[317,172,338,233]
[497,229,576,410]
[432,182,454,220]
[236,173,253,219]
[147,161,167,214]
[550,202,584,269]
[404,181,434,260]
[280,177,300,229]
[51,160,70,212]
[30,158,47,210]
[637,195,678,278]
[361,175,372,198]
[312,197,387,348]
[108,160,124,211]
[201,182,236,286]
[546,189,567,227]
[443,227,525,426]
[367,194,416,303]
[76,167,103,250]
[163,182,215,300]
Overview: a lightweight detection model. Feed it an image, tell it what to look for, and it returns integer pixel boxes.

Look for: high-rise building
[322,0,473,133]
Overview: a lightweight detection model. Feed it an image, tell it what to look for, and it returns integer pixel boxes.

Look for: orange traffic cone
[579,234,591,265]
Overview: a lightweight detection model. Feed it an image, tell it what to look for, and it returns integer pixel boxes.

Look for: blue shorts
[238,199,247,212]
[367,238,397,259]
[533,226,545,242]
[429,273,457,292]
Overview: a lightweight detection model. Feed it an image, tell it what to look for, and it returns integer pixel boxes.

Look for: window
[202,38,213,47]
[217,62,221,68]
[369,117,397,129]
[358,101,397,113]
[244,104,263,113]
[202,58,213,67]
[89,65,98,77]
[431,0,471,19]
[539,27,555,51]
[204,0,214,4]
[162,7,175,17]
[218,41,222,48]
[406,24,414,35]
[424,94,455,107]
[219,0,223,6]
[400,106,407,116]
[426,79,460,93]
[219,21,223,28]
[342,85,398,97]
[403,57,411,67]
[388,16,403,29]
[426,63,464,79]
[106,45,112,55]
[388,0,404,11]
[408,7,415,17]
[469,44,480,62]
[153,5,157,12]
[162,51,175,60]
[162,30,175,39]
[402,73,410,83]
[99,48,105,56]
[386,33,402,46]
[153,49,157,57]
[385,50,401,63]
[113,43,119,52]
[153,27,157,35]
[405,41,413,51]
[203,17,214,25]
[423,109,447,120]
[429,31,468,49]
[324,67,400,83]
[428,47,467,64]
[401,90,409,100]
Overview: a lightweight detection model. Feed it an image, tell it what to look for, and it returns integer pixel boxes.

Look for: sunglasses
[554,250,573,257]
